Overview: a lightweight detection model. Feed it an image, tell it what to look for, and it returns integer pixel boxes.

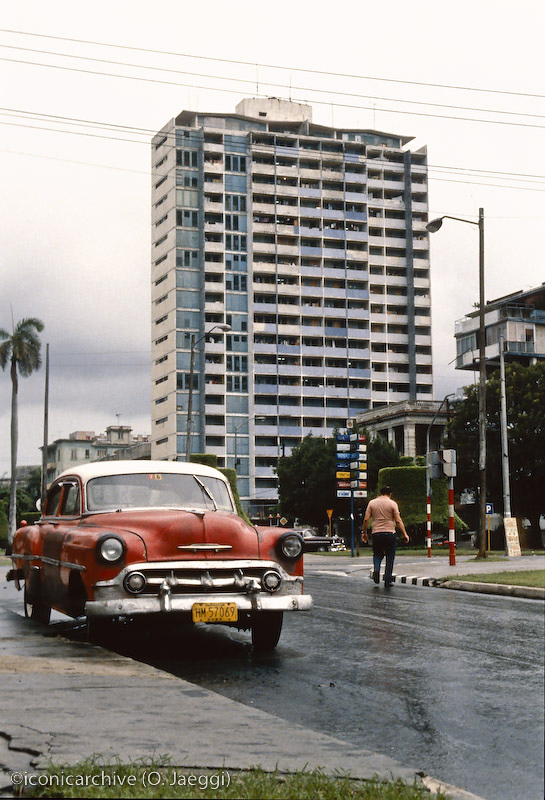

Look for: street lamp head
[215,323,232,333]
[426,217,444,234]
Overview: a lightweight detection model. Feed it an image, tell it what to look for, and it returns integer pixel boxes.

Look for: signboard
[485,502,494,515]
[504,518,522,557]
[336,431,368,503]
[326,509,333,520]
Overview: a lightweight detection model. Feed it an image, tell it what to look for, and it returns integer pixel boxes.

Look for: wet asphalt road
[3,568,544,800]
[106,570,544,800]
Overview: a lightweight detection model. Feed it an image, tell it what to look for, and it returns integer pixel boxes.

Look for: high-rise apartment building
[151,98,433,517]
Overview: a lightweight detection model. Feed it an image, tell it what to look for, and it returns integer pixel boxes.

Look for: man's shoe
[384,581,394,588]
[372,570,380,584]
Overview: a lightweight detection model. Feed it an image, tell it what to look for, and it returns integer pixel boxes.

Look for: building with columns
[356,399,448,459]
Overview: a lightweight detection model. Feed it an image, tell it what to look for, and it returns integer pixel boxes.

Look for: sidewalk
[304,552,545,599]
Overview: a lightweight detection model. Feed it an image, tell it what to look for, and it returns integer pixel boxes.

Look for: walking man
[362,485,409,587]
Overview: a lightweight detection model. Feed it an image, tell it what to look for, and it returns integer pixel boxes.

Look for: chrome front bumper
[86,593,312,617]
[85,559,312,618]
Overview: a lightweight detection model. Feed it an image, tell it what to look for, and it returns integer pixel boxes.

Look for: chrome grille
[128,566,271,595]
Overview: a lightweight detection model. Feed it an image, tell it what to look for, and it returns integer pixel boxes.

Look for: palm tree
[0,317,44,545]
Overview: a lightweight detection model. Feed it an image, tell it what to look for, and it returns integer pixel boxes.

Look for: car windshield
[86,473,234,513]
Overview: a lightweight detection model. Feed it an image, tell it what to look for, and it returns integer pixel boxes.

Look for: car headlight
[96,534,126,564]
[278,533,303,560]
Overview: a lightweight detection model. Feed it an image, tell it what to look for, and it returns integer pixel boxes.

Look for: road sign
[485,502,494,514]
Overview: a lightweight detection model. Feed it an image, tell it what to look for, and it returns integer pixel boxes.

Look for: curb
[440,579,545,600]
[369,569,440,588]
[368,570,544,599]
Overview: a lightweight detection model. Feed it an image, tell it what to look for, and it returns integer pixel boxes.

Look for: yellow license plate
[192,602,238,623]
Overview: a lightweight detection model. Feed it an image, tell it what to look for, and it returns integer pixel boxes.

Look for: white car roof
[57,460,229,484]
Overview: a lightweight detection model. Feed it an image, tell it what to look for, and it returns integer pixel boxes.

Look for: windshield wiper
[192,476,217,511]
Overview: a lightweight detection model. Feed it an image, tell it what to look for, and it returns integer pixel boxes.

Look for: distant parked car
[297,528,336,552]
[6,461,312,651]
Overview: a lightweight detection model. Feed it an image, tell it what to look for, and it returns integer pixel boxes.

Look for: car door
[41,479,81,611]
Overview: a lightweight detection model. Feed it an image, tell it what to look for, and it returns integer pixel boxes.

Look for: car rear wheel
[251,611,283,652]
[23,580,51,625]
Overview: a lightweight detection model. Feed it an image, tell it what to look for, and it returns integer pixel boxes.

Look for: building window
[226,375,248,392]
[176,150,198,168]
[225,253,247,271]
[225,154,246,172]
[225,234,247,251]
[226,274,247,292]
[176,209,198,228]
[225,195,246,212]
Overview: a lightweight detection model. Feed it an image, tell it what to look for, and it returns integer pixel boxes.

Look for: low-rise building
[455,282,545,371]
[43,426,150,483]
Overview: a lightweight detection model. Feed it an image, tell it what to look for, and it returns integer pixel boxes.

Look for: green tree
[24,466,42,505]
[448,361,545,547]
[357,428,401,492]
[0,317,44,544]
[276,435,337,527]
[276,431,401,527]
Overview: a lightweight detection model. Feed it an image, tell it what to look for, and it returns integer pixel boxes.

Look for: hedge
[378,466,468,531]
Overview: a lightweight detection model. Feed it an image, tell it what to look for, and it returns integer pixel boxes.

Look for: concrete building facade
[455,282,545,371]
[150,98,433,517]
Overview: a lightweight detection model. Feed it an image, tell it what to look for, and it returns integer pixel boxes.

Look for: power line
[2,27,544,101]
[3,55,545,132]
[1,42,544,123]
[2,109,545,191]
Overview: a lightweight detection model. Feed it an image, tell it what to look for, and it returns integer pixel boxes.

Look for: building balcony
[277,243,300,256]
[203,160,224,173]
[344,171,366,183]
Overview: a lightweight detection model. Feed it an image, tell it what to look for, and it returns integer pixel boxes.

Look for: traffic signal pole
[448,476,456,566]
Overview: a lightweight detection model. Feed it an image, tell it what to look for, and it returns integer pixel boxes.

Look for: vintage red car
[7,461,312,650]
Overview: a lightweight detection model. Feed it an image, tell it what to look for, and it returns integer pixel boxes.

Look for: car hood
[81,508,260,561]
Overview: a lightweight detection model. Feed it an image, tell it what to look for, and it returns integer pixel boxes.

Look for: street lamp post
[233,415,267,472]
[427,208,487,557]
[185,323,231,462]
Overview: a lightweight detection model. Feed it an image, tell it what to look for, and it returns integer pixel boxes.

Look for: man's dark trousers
[372,532,396,585]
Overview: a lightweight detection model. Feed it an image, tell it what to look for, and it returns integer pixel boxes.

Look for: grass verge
[446,569,544,588]
[20,760,450,800]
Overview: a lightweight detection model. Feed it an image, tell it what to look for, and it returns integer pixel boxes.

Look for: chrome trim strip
[177,543,232,552]
[9,553,86,572]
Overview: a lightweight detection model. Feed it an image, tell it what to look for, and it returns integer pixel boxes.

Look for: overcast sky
[1,0,544,477]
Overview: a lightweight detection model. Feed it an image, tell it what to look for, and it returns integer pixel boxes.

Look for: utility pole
[477,208,487,558]
[41,343,49,506]
[499,333,511,518]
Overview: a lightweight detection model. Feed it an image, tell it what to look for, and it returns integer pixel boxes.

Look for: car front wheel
[251,611,283,652]
[24,580,51,625]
